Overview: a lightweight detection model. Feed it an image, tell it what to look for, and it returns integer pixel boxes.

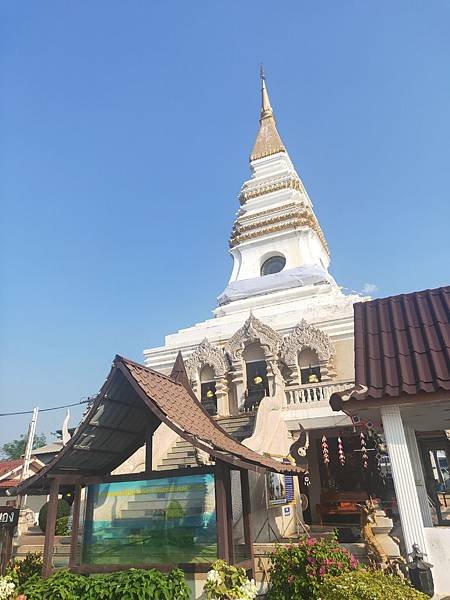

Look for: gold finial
[250,65,286,161]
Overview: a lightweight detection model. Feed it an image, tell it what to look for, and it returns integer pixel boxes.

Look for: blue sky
[1,2,449,446]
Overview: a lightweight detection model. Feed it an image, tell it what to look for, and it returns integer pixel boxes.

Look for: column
[215,376,229,416]
[240,469,255,577]
[380,405,428,556]
[215,461,230,562]
[404,424,433,527]
[69,484,82,569]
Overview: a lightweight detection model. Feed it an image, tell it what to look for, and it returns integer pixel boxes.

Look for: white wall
[424,527,450,596]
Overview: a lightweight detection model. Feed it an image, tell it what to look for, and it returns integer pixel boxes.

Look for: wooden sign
[0,506,19,529]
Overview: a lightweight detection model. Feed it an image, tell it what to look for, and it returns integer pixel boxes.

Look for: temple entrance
[314,429,394,526]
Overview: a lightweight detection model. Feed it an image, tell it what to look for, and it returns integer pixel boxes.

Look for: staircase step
[165,448,196,458]
[157,414,256,470]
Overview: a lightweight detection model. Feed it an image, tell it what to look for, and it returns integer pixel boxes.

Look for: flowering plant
[204,560,257,599]
[267,537,359,599]
[0,576,15,600]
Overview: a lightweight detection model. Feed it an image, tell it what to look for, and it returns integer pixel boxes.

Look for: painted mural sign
[82,473,217,565]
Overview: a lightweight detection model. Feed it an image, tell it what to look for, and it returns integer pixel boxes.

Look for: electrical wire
[0,398,94,417]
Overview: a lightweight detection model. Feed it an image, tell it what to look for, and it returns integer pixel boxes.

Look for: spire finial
[260,64,273,119]
[250,66,286,161]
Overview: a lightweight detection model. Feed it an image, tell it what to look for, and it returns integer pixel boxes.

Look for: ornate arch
[185,338,228,380]
[280,319,335,366]
[224,313,281,361]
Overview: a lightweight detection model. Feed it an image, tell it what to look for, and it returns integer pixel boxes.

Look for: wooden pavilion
[13,354,303,579]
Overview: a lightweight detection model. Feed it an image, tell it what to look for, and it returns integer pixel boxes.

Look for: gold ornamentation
[229,207,329,254]
[239,176,302,204]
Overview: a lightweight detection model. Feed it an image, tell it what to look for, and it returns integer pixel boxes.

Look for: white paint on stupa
[144,70,365,409]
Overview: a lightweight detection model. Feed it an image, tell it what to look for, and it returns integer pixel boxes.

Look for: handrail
[284,380,353,405]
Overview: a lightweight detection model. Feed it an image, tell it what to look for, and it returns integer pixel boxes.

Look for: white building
[143,72,373,527]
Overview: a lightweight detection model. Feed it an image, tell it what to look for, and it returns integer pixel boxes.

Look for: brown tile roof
[331,286,449,410]
[14,354,302,494]
[119,356,301,474]
[354,286,449,399]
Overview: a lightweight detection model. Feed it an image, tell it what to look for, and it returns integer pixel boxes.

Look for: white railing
[284,380,353,406]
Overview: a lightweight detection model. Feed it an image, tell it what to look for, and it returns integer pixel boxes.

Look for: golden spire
[250,66,286,161]
[260,64,273,119]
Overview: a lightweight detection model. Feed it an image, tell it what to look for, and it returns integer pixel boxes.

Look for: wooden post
[224,465,234,564]
[215,461,230,562]
[0,529,13,575]
[145,425,153,473]
[240,469,255,577]
[42,478,60,578]
[69,484,82,569]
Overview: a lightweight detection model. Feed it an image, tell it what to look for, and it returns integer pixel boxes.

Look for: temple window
[200,365,217,416]
[261,254,286,276]
[243,343,268,411]
[298,349,322,385]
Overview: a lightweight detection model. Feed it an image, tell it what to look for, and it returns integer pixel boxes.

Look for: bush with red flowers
[267,536,359,599]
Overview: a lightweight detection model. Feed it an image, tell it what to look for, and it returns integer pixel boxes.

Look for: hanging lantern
[337,436,345,466]
[303,470,311,487]
[360,432,369,469]
[321,435,330,464]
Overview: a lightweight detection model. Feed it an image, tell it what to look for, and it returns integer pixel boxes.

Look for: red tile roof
[0,459,23,478]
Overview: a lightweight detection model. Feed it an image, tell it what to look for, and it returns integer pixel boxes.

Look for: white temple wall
[332,338,354,381]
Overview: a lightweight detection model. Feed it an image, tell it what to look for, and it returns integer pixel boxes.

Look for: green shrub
[317,569,428,600]
[19,569,83,600]
[38,499,70,533]
[6,552,43,586]
[267,537,359,600]
[19,567,191,600]
[55,515,70,536]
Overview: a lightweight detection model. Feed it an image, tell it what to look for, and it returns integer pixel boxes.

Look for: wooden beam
[145,424,153,473]
[103,396,148,411]
[42,478,60,578]
[215,460,230,562]
[240,469,255,578]
[83,465,214,485]
[69,484,82,569]
[73,445,123,455]
[87,422,139,435]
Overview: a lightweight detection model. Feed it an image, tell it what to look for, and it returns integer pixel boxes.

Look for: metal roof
[330,285,450,409]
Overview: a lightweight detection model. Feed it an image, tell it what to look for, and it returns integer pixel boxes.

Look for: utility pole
[17,407,39,508]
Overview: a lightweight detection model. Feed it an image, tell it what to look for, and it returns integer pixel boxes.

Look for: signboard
[82,473,217,565]
[283,505,291,517]
[266,471,288,506]
[0,506,19,529]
